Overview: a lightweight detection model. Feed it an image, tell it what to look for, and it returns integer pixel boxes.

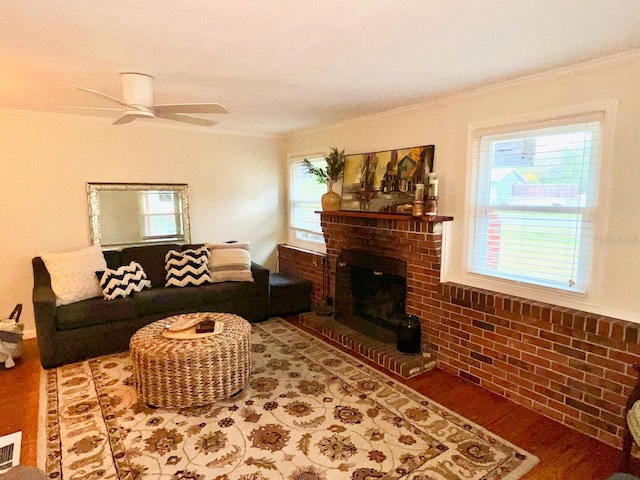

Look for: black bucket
[397,314,422,354]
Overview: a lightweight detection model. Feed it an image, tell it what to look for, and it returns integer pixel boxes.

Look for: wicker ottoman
[130,312,251,408]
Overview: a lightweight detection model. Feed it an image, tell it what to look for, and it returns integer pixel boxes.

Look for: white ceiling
[2,0,640,136]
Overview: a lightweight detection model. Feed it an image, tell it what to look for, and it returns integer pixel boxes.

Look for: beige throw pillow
[205,242,254,282]
[40,245,107,306]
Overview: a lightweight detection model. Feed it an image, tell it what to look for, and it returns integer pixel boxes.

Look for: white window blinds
[289,157,326,246]
[467,116,603,294]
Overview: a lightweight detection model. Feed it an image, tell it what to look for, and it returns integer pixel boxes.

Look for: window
[465,102,615,299]
[140,191,184,240]
[288,153,327,251]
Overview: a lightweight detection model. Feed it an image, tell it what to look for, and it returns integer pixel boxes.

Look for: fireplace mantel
[316,210,453,222]
[317,210,453,234]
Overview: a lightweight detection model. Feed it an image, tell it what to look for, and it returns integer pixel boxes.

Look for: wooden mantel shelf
[316,210,453,222]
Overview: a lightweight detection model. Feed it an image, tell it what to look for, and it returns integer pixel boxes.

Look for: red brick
[582,393,623,416]
[566,378,602,397]
[534,384,565,403]
[537,349,569,364]
[563,417,600,437]
[608,349,640,366]
[505,372,534,390]
[587,353,622,371]
[540,330,572,346]
[550,362,586,381]
[521,352,551,369]
[521,334,553,350]
[507,339,538,355]
[571,339,608,357]
[598,431,623,449]
[583,373,623,394]
[567,358,604,376]
[553,323,587,340]
[604,369,636,387]
[534,366,568,385]
[482,380,506,397]
[602,389,628,406]
[531,402,565,422]
[519,386,550,405]
[579,411,618,434]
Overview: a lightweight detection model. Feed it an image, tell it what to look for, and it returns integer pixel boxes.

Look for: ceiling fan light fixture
[120,72,154,106]
[74,72,228,127]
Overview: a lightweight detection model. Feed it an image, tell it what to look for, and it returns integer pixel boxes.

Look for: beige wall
[0,111,284,335]
[284,52,640,323]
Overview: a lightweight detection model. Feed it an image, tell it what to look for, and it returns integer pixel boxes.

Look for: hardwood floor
[0,339,41,468]
[1,327,636,479]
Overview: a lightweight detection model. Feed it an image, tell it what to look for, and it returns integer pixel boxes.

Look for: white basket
[0,304,23,368]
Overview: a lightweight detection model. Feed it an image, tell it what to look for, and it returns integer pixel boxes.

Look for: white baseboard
[23,329,36,340]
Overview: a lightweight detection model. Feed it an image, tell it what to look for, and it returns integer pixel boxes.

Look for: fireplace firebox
[335,249,407,344]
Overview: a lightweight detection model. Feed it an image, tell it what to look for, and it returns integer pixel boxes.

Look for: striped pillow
[96,262,151,300]
[165,247,212,287]
[205,242,254,283]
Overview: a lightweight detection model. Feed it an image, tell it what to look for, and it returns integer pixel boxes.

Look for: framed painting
[340,145,434,213]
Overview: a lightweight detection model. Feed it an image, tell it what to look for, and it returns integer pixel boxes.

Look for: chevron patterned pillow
[96,262,151,300]
[165,247,212,287]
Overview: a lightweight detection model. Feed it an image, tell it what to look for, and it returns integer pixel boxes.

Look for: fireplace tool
[316,256,333,316]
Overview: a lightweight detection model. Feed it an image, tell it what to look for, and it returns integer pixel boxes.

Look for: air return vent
[0,431,21,472]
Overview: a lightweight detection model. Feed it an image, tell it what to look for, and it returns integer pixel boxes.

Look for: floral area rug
[40,318,538,479]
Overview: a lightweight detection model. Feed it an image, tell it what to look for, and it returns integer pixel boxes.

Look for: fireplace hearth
[335,249,406,344]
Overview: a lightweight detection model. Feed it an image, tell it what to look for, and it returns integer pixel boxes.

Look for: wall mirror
[87,183,191,248]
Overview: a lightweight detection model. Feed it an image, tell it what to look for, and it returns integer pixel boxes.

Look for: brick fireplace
[278,210,640,450]
[320,212,448,338]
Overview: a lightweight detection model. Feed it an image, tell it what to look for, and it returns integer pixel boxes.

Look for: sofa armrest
[251,262,270,294]
[32,257,59,368]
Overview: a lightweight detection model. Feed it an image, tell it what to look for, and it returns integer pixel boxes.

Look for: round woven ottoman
[130,312,251,408]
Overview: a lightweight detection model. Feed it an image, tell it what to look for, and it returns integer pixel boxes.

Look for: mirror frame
[87,182,191,248]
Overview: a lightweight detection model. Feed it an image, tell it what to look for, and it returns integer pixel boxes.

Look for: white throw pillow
[40,245,107,306]
[205,242,254,282]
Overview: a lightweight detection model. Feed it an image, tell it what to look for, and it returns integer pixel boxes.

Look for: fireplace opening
[335,250,406,344]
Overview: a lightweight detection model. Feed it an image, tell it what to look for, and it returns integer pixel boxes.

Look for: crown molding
[290,48,640,137]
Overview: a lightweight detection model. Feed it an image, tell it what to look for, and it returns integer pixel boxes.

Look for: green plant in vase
[302,147,345,211]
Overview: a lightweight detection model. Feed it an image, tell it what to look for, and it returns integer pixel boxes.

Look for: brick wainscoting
[277,244,324,308]
[277,213,640,449]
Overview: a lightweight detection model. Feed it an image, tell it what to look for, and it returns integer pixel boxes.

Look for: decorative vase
[321,183,341,211]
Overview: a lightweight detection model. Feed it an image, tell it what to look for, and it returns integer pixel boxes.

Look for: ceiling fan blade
[112,113,139,125]
[154,112,218,127]
[76,86,141,110]
[62,106,123,112]
[152,103,228,115]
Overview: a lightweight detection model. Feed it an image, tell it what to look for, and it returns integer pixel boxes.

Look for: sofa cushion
[131,286,205,316]
[40,245,107,306]
[165,247,212,287]
[198,280,260,304]
[56,296,137,330]
[97,262,152,300]
[206,242,254,282]
[120,244,180,288]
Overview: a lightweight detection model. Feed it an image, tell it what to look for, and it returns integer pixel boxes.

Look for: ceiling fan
[72,72,228,127]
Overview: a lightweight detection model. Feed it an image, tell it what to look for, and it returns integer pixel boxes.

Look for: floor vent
[0,432,21,472]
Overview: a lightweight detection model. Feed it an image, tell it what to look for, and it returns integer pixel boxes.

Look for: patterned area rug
[39,318,538,479]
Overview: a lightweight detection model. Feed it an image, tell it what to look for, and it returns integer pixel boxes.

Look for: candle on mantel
[428,173,439,197]
[429,179,439,197]
[414,183,425,201]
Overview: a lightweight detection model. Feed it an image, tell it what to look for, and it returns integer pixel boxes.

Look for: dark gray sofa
[32,243,269,368]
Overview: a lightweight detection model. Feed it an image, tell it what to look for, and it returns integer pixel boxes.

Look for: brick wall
[277,212,640,449]
[277,244,324,308]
